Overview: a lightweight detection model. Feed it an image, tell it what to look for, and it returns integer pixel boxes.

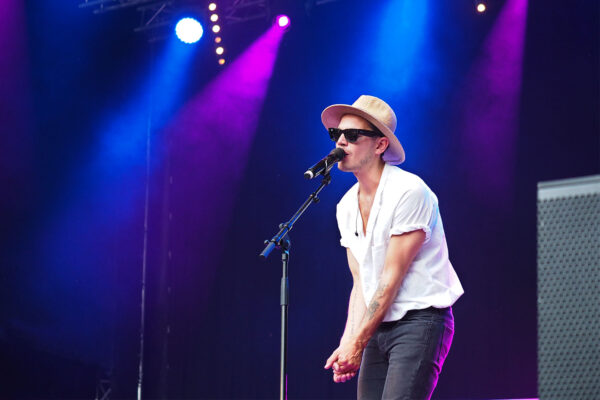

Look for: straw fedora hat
[321,95,405,165]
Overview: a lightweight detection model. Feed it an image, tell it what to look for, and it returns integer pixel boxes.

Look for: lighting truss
[134,2,177,33]
[223,0,269,25]
[94,369,112,400]
[78,0,159,14]
[79,0,271,37]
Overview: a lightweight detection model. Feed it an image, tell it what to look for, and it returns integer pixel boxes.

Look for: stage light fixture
[210,14,219,22]
[215,36,222,43]
[212,25,221,33]
[208,3,217,11]
[218,58,225,65]
[216,46,224,55]
[477,3,486,13]
[175,18,203,44]
[276,15,290,29]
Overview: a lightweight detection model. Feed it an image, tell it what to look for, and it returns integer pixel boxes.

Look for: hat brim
[321,104,405,165]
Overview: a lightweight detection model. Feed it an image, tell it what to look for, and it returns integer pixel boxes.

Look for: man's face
[335,114,387,173]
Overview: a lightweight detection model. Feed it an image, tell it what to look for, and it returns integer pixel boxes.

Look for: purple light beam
[457,0,528,208]
[163,24,286,307]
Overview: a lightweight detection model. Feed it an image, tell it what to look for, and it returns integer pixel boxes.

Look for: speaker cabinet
[537,175,600,400]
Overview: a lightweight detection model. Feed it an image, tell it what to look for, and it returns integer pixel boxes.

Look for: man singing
[322,95,464,399]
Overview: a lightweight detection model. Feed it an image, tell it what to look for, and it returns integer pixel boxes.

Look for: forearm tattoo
[366,300,380,320]
[366,282,389,320]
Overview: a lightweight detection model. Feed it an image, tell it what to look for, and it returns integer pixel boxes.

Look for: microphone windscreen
[330,147,346,161]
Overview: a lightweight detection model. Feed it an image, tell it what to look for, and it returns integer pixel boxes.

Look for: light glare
[208,3,217,11]
[216,47,224,55]
[276,15,290,29]
[218,58,225,65]
[210,14,219,22]
[175,18,203,44]
[477,3,486,13]
[212,25,221,33]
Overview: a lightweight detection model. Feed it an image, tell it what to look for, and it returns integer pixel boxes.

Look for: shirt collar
[358,163,393,240]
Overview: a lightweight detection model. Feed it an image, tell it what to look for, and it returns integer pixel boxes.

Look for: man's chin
[337,163,353,173]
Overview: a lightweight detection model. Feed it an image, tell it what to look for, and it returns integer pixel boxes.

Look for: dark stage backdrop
[1,0,598,399]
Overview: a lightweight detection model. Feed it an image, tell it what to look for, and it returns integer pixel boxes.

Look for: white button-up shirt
[336,163,464,322]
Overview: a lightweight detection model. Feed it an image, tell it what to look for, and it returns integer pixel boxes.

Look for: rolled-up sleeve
[389,184,435,243]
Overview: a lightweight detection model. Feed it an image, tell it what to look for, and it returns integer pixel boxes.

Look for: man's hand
[332,370,357,383]
[324,339,364,383]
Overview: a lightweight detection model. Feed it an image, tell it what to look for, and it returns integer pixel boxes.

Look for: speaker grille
[537,175,600,400]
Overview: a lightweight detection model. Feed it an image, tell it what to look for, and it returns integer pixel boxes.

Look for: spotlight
[218,58,225,65]
[216,46,224,55]
[275,15,290,29]
[476,3,486,13]
[210,14,219,22]
[212,25,221,33]
[175,18,203,44]
[208,3,217,11]
[215,36,222,43]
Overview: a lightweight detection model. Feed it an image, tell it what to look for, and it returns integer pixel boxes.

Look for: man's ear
[376,137,389,155]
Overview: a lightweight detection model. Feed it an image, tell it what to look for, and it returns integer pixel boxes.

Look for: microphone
[304,147,346,179]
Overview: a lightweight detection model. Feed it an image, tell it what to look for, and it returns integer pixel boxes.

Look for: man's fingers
[332,370,357,383]
[334,360,352,374]
[324,356,335,369]
[324,349,339,369]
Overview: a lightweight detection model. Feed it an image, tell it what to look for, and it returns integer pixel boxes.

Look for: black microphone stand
[259,169,334,400]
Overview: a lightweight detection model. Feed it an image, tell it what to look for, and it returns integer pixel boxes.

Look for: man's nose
[336,133,347,146]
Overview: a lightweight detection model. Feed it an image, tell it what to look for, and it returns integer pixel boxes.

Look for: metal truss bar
[137,0,172,12]
[145,3,168,26]
[226,13,269,24]
[134,2,175,32]
[134,19,172,32]
[229,0,268,10]
[81,0,275,39]
[79,0,156,14]
[139,2,171,24]
[79,0,122,8]
[94,372,113,400]
[224,0,269,24]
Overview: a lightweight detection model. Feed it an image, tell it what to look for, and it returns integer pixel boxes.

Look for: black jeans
[357,307,454,400]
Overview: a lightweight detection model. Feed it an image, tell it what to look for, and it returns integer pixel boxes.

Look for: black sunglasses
[328,128,384,143]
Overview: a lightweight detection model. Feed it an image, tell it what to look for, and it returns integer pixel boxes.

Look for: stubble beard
[338,152,376,173]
